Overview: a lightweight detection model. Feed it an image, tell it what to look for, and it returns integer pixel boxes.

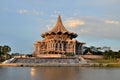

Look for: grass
[88,59,120,67]
[106,63,120,67]
[90,59,119,63]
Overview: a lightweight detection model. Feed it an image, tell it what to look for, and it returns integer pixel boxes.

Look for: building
[33,16,85,57]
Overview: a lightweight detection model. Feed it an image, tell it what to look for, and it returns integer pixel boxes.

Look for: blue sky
[0,0,120,54]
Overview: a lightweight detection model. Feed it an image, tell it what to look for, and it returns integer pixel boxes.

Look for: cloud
[104,20,119,25]
[46,25,52,31]
[64,18,85,28]
[86,0,120,6]
[17,9,28,14]
[51,10,64,18]
[64,17,120,40]
[17,9,43,16]
[32,10,42,15]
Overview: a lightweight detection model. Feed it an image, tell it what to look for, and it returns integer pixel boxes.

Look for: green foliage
[106,64,120,67]
[0,45,11,61]
[103,50,120,60]
[26,54,33,57]
[83,46,103,55]
[92,59,118,63]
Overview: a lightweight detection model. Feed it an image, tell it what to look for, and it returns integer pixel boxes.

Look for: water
[0,67,120,80]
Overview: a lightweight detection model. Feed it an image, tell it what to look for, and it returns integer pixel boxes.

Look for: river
[0,67,120,80]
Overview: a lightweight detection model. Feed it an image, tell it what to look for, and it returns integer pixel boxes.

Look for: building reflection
[30,67,82,80]
[30,67,36,77]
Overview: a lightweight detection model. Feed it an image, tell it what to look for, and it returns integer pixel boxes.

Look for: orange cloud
[64,19,85,28]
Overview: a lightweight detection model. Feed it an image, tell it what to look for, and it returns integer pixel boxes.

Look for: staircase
[10,57,80,64]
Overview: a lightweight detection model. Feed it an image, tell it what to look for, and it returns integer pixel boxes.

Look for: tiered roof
[41,16,78,38]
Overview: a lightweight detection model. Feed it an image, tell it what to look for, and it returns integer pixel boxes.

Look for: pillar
[58,43,59,51]
[62,42,64,51]
[74,44,76,55]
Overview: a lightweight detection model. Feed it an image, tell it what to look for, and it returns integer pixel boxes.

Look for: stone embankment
[1,57,87,67]
[1,62,120,67]
[1,57,120,67]
[10,57,80,64]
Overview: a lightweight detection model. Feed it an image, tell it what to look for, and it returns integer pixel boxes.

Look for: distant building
[12,53,26,58]
[102,46,111,51]
[33,16,85,57]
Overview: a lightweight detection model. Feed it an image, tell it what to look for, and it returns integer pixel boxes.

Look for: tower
[33,16,85,57]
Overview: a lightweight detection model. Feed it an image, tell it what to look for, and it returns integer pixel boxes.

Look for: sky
[0,0,120,54]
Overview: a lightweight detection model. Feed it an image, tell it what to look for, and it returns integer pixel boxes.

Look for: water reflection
[30,67,36,77]
[0,67,120,80]
[30,67,81,80]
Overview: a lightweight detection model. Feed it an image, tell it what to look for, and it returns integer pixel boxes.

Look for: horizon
[0,0,120,54]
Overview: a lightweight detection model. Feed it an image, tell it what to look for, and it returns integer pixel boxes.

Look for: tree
[83,46,103,55]
[0,45,11,61]
[2,45,11,54]
[0,46,4,59]
[103,50,117,60]
[118,50,120,53]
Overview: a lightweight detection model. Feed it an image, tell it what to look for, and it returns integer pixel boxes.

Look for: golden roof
[41,16,77,38]
[49,15,68,33]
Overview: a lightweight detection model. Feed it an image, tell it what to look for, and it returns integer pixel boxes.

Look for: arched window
[56,43,57,48]
[60,43,61,48]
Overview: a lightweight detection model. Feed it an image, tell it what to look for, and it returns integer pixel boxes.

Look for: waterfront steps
[10,57,80,64]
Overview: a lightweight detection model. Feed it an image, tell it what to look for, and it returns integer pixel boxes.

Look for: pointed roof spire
[49,15,68,33]
[41,15,78,38]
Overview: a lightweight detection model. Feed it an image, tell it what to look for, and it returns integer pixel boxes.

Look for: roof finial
[57,15,62,23]
[58,15,61,18]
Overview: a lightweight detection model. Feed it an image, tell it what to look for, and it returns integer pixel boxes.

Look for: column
[53,43,55,50]
[74,44,76,55]
[81,44,83,55]
[38,45,40,54]
[50,42,51,50]
[62,43,63,51]
[46,42,48,50]
[48,42,49,53]
[58,43,60,51]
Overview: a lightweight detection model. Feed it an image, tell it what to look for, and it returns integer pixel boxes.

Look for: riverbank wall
[1,63,120,67]
[0,63,87,67]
